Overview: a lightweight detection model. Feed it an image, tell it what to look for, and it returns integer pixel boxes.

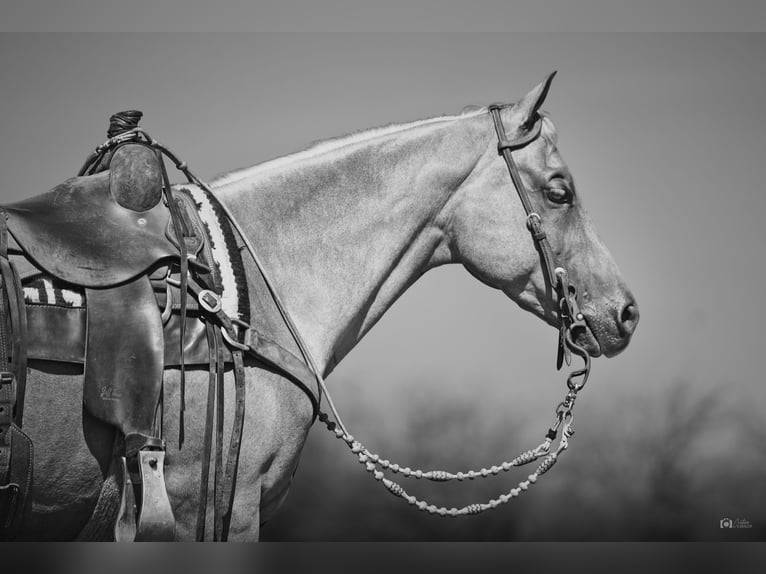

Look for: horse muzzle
[582,298,639,358]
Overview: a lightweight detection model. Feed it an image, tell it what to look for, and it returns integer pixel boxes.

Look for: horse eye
[546,186,571,205]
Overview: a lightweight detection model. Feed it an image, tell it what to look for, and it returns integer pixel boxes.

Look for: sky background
[0,29,764,541]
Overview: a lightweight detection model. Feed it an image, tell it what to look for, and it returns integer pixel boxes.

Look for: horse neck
[214,113,487,374]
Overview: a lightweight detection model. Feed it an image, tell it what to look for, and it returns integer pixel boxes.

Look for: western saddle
[0,111,320,541]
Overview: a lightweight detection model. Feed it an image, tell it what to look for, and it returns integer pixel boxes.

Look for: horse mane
[210,106,488,188]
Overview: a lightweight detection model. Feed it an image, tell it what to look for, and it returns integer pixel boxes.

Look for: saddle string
[158,157,190,450]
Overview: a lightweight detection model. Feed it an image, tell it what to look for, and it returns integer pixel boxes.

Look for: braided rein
[317,291,590,517]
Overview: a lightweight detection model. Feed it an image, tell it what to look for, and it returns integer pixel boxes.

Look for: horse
[12,73,638,540]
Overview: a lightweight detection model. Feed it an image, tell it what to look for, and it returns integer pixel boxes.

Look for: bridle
[489,104,591,387]
[205,104,595,517]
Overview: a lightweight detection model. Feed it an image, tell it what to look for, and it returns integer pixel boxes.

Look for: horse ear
[512,71,557,129]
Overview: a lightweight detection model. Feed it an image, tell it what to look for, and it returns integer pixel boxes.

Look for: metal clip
[564,329,591,391]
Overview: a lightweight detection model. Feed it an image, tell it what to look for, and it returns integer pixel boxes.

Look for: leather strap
[83,276,164,435]
[488,105,591,379]
[0,210,27,427]
[488,106,560,292]
[0,300,11,485]
[171,270,320,417]
[0,209,33,539]
[0,211,15,480]
[215,349,246,541]
[3,259,27,427]
[196,322,218,541]
[242,329,320,418]
[213,329,225,540]
[161,158,190,448]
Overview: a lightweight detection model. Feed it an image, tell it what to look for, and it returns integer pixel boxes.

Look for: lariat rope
[80,108,592,517]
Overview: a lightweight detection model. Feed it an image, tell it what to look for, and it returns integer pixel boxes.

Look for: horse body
[14,76,638,540]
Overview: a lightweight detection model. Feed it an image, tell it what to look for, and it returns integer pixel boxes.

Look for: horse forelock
[539,114,558,146]
[211,107,488,190]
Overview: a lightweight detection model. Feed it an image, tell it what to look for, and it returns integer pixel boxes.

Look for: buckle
[526,212,542,232]
[198,290,223,314]
[0,373,12,386]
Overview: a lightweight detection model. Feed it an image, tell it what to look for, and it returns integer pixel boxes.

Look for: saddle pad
[177,184,249,325]
[23,275,84,308]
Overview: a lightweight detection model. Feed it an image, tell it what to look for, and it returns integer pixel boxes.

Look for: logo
[720,517,753,529]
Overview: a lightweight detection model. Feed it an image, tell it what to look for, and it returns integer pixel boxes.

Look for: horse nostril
[619,302,640,336]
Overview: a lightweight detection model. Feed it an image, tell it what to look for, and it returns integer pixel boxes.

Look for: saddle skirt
[15,185,250,369]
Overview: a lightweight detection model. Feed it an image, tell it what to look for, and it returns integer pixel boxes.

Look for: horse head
[448,73,639,358]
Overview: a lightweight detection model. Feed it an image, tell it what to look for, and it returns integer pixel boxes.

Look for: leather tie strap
[160,157,190,449]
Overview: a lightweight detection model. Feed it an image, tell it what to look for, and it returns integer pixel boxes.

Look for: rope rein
[316,386,580,517]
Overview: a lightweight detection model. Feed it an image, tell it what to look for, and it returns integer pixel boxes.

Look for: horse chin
[581,312,630,358]
[573,324,602,358]
[597,334,630,358]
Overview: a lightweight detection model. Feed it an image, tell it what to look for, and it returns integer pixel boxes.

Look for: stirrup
[135,449,176,541]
